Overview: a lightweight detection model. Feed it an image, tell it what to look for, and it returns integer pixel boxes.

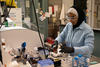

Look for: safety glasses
[66,16,77,20]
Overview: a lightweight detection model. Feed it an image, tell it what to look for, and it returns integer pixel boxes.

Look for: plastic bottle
[84,58,89,67]
[37,59,54,67]
[3,21,8,27]
[78,54,84,67]
[72,56,79,67]
[6,18,16,27]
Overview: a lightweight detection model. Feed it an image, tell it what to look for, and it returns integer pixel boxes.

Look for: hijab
[67,6,86,29]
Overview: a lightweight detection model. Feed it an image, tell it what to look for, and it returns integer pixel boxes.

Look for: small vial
[1,38,6,46]
[1,38,6,49]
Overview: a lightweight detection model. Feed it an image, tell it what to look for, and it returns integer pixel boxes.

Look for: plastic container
[37,59,54,67]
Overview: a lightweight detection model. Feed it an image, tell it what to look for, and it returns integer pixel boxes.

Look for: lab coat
[56,21,94,58]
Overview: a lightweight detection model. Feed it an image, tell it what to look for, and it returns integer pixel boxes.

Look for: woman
[52,6,94,58]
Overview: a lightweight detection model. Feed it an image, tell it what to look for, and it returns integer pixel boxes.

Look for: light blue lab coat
[56,21,94,57]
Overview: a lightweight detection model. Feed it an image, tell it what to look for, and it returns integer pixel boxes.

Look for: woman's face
[67,13,78,25]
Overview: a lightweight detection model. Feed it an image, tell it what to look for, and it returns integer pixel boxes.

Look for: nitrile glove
[60,42,74,53]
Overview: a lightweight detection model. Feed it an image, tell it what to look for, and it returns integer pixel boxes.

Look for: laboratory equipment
[37,59,54,67]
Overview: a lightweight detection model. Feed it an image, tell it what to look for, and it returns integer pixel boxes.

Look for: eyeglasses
[66,16,77,20]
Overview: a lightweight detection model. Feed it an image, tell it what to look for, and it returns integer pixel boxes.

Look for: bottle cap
[22,42,26,48]
[78,54,83,57]
[74,57,78,60]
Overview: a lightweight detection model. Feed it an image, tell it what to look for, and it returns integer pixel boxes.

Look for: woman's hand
[60,44,74,53]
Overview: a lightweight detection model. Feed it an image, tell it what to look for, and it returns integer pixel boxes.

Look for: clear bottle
[72,56,79,67]
[78,54,84,67]
[84,58,89,67]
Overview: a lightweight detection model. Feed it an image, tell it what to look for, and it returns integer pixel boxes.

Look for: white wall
[60,0,73,24]
[63,0,73,14]
[87,0,95,28]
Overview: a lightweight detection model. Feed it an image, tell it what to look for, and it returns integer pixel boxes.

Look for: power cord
[31,0,47,59]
